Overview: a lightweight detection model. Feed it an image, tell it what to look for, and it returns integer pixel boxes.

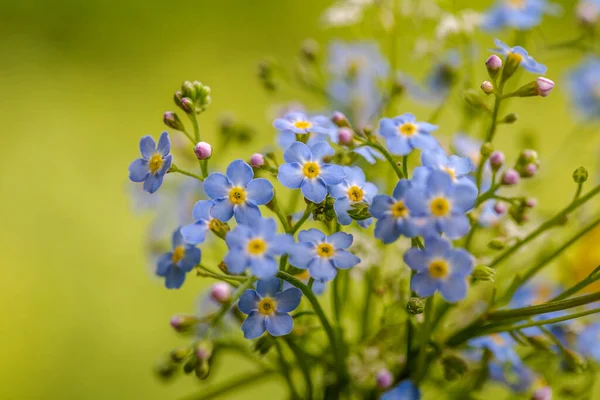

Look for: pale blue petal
[329,181,349,199]
[254,218,277,241]
[241,311,266,339]
[165,267,186,289]
[143,174,164,194]
[225,225,251,248]
[250,256,278,278]
[238,289,260,314]
[204,173,232,199]
[404,248,429,273]
[362,182,378,201]
[157,154,172,176]
[440,277,468,303]
[395,112,416,124]
[392,179,412,199]
[275,288,302,312]
[211,199,235,222]
[283,142,312,164]
[410,133,439,151]
[378,118,397,138]
[129,159,149,182]
[156,254,172,276]
[308,257,337,280]
[157,131,170,156]
[448,155,473,175]
[319,164,345,185]
[265,312,293,336]
[416,122,438,134]
[301,178,328,203]
[269,234,294,255]
[374,216,400,244]
[139,135,156,159]
[328,231,353,249]
[452,183,477,212]
[448,249,474,277]
[344,166,366,185]
[332,250,360,269]
[226,159,254,186]
[426,170,453,196]
[334,198,352,226]
[369,195,393,218]
[234,202,262,225]
[224,250,249,274]
[192,200,213,222]
[411,273,439,297]
[180,246,201,272]
[298,228,327,244]
[310,141,335,161]
[288,242,315,269]
[180,222,208,245]
[439,215,470,239]
[278,163,305,188]
[173,231,186,252]
[404,188,429,216]
[424,236,452,256]
[386,136,412,155]
[246,178,274,205]
[257,277,281,297]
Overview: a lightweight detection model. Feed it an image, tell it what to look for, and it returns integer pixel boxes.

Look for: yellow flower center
[228,187,247,205]
[148,153,163,174]
[208,218,220,231]
[491,334,505,345]
[247,238,267,255]
[507,52,523,64]
[257,297,277,316]
[391,200,409,218]
[293,120,312,130]
[398,123,417,137]
[303,162,320,179]
[428,259,449,279]
[316,243,335,258]
[443,167,457,181]
[347,185,364,202]
[507,0,525,9]
[172,245,186,263]
[430,196,451,217]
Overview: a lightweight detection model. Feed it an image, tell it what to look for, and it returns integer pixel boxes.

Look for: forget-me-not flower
[180,200,215,245]
[378,113,439,156]
[404,236,474,302]
[492,39,547,74]
[278,142,345,203]
[483,0,559,31]
[370,179,420,244]
[328,166,378,227]
[489,361,535,393]
[128,132,172,194]
[274,111,335,149]
[238,278,302,339]
[566,57,600,120]
[381,380,421,400]
[405,170,477,239]
[577,323,600,362]
[223,217,292,278]
[469,333,521,363]
[156,228,201,289]
[288,229,359,281]
[204,159,274,224]
[417,148,475,188]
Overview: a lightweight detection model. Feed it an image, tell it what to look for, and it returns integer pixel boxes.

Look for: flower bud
[493,201,507,214]
[163,111,185,131]
[577,1,600,26]
[338,127,354,145]
[480,142,494,158]
[441,354,468,381]
[522,163,538,178]
[573,166,588,183]
[472,265,496,282]
[173,90,183,107]
[501,52,523,82]
[485,54,503,79]
[195,359,211,380]
[194,142,212,160]
[535,77,555,97]
[183,357,198,374]
[250,153,265,167]
[253,335,274,355]
[463,89,487,110]
[488,238,506,250]
[181,80,197,100]
[208,218,230,240]
[501,169,520,185]
[300,39,319,63]
[375,369,393,389]
[407,297,425,315]
[155,361,178,381]
[332,111,350,128]
[180,97,195,114]
[500,113,518,124]
[195,340,213,360]
[480,81,494,95]
[170,346,191,362]
[170,314,199,333]
[489,151,505,170]
[525,198,537,208]
[531,386,552,400]
[210,282,232,304]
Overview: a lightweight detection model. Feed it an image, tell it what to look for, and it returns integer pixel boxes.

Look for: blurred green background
[1,0,598,399]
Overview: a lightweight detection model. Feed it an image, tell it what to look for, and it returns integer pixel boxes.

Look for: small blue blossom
[566,57,600,120]
[370,179,420,244]
[405,170,477,239]
[418,148,475,188]
[354,145,384,164]
[238,278,302,339]
[378,113,439,156]
[404,236,474,302]
[223,217,292,278]
[469,333,521,364]
[288,229,360,281]
[278,142,345,203]
[204,159,274,224]
[274,111,335,149]
[156,228,201,289]
[128,132,172,194]
[483,0,559,31]
[492,39,547,74]
[489,361,535,393]
[180,200,214,245]
[381,380,421,400]
[329,166,378,227]
[577,323,600,362]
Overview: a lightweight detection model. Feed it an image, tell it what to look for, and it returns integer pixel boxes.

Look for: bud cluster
[174,81,212,114]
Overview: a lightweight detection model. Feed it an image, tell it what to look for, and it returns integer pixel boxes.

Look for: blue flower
[274,111,335,149]
[156,228,201,289]
[488,361,534,393]
[354,145,384,164]
[403,236,474,302]
[238,278,302,339]
[288,229,360,281]
[405,170,477,239]
[370,179,420,244]
[180,200,214,245]
[452,133,482,167]
[483,0,558,31]
[381,380,421,400]
[418,148,475,187]
[223,218,293,278]
[378,113,439,156]
[278,142,345,203]
[204,159,274,224]
[128,132,172,194]
[577,323,600,362]
[566,57,600,120]
[492,39,547,74]
[328,166,378,227]
[469,333,521,364]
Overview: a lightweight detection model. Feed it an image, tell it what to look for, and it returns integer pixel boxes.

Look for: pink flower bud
[577,1,600,26]
[489,151,505,170]
[501,169,520,185]
[338,127,353,145]
[375,369,393,389]
[170,314,198,333]
[523,163,538,177]
[332,111,350,127]
[486,55,503,71]
[525,198,537,208]
[535,77,555,97]
[194,142,212,160]
[531,386,552,400]
[480,81,494,95]
[210,282,232,304]
[493,202,507,214]
[250,153,265,167]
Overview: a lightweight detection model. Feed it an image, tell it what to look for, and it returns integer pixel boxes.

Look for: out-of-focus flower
[320,0,374,27]
[489,361,535,393]
[379,113,439,156]
[156,228,201,289]
[129,132,172,194]
[492,39,547,75]
[381,379,421,400]
[435,10,483,40]
[482,0,560,31]
[274,112,335,149]
[470,333,521,363]
[329,166,378,227]
[566,57,600,120]
[577,0,600,25]
[417,148,474,188]
[577,322,600,362]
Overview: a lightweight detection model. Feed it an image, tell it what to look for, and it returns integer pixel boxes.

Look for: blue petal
[180,222,208,245]
[369,195,393,218]
[257,277,282,297]
[143,174,164,194]
[452,183,477,212]
[298,228,327,244]
[278,131,296,149]
[157,154,172,176]
[308,257,337,280]
[226,159,254,186]
[275,288,302,312]
[156,131,170,156]
[424,236,452,256]
[192,200,213,222]
[404,188,429,216]
[392,179,412,199]
[411,273,439,297]
[421,150,446,169]
[362,182,378,201]
[234,202,262,225]
[278,162,305,189]
[238,289,260,314]
[139,135,156,159]
[211,199,235,222]
[319,164,345,185]
[378,118,397,138]
[241,311,266,339]
[288,242,315,269]
[410,133,439,151]
[165,267,186,289]
[129,159,149,182]
[224,249,249,274]
[265,312,293,336]
[344,166,366,185]
[395,112,416,123]
[439,276,468,303]
[273,118,293,131]
[310,141,334,161]
[204,173,232,199]
[386,136,412,155]
[329,181,349,199]
[254,218,277,241]
[269,234,294,255]
[156,254,172,276]
[301,178,328,203]
[332,250,360,269]
[448,155,473,175]
[333,198,352,226]
[426,170,453,196]
[225,224,252,248]
[246,178,274,205]
[448,249,474,277]
[283,142,312,164]
[328,231,353,249]
[404,248,429,273]
[416,122,438,134]
[374,216,401,244]
[439,215,470,239]
[180,246,201,271]
[250,256,278,278]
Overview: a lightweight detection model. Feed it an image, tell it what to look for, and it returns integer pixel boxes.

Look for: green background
[1,0,598,399]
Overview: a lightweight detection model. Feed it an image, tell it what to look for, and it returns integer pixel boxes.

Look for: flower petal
[246,178,274,205]
[139,135,156,159]
[143,174,164,194]
[332,249,360,269]
[328,231,353,249]
[278,163,305,188]
[452,183,477,212]
[439,215,470,239]
[224,249,249,274]
[204,173,232,199]
[156,254,172,276]
[180,246,201,271]
[238,289,260,314]
[226,159,254,186]
[250,256,278,278]
[129,159,149,182]
[257,277,282,297]
[180,222,208,245]
[156,131,170,156]
[192,200,213,222]
[411,273,439,297]
[301,178,328,203]
[426,170,453,196]
[284,142,312,164]
[404,248,428,273]
[298,228,327,244]
[234,202,262,225]
[374,216,400,244]
[369,195,393,218]
[288,242,315,269]
[165,267,186,289]
[386,136,412,155]
[439,276,468,303]
[275,287,302,312]
[241,311,266,339]
[448,249,474,277]
[319,164,345,185]
[265,312,293,336]
[269,234,294,255]
[310,141,334,161]
[308,257,337,280]
[211,199,235,222]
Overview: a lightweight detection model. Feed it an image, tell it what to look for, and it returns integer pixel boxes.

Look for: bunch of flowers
[128,1,600,399]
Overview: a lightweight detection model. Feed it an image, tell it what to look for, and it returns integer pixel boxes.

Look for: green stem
[178,370,277,400]
[169,165,204,181]
[269,194,292,233]
[189,113,201,142]
[414,296,434,383]
[284,337,314,399]
[360,272,373,340]
[402,155,409,179]
[290,202,315,235]
[209,277,256,331]
[274,339,301,400]
[475,183,501,206]
[551,265,600,302]
[200,159,209,178]
[485,87,503,143]
[362,142,404,179]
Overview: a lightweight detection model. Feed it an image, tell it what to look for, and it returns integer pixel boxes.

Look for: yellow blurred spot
[428,259,449,279]
[172,245,185,263]
[398,123,417,137]
[148,153,163,173]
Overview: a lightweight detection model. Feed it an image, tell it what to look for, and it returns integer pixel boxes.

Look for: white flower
[435,9,482,40]
[321,0,375,27]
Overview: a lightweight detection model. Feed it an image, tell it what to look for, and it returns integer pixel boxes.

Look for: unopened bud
[181,81,197,100]
[573,166,588,183]
[195,359,210,380]
[525,198,537,208]
[173,90,183,107]
[532,386,552,400]
[155,361,178,381]
[515,78,555,97]
[208,218,229,240]
[194,142,212,160]
[163,111,185,131]
[472,265,496,282]
[480,142,494,158]
[332,111,350,128]
[210,282,232,304]
[375,369,394,389]
[488,238,506,250]
[195,340,213,360]
[183,357,198,374]
[170,346,191,362]
[522,163,538,178]
[577,1,600,26]
[486,54,503,79]
[407,297,425,315]
[493,201,507,214]
[180,97,195,114]
[501,113,518,124]
[348,202,371,221]
[250,153,265,167]
[501,52,523,81]
[170,314,199,333]
[489,151,505,170]
[441,354,468,381]
[463,89,487,110]
[480,81,494,95]
[501,169,520,185]
[338,127,354,145]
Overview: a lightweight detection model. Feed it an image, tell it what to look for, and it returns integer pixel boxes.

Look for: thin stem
[551,265,600,302]
[414,296,434,383]
[362,142,404,179]
[485,87,503,143]
[360,272,373,340]
[573,183,583,201]
[200,159,209,178]
[475,183,501,206]
[284,337,314,399]
[274,339,301,400]
[169,165,204,181]
[189,113,201,142]
[178,370,276,400]
[290,202,315,235]
[269,194,292,233]
[402,155,409,179]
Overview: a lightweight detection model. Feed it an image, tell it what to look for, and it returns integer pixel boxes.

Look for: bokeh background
[1,0,598,399]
